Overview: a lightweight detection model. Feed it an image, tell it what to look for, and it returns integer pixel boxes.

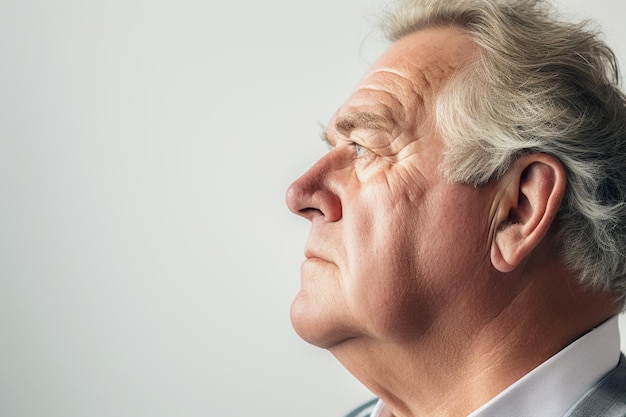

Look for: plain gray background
[1,1,626,416]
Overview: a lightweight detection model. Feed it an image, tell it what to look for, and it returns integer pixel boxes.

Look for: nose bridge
[285,151,343,222]
[295,151,334,193]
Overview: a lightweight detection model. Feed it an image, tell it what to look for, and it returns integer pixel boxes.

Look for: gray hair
[383,0,626,300]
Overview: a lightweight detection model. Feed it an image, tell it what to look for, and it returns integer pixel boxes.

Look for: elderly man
[286,0,626,416]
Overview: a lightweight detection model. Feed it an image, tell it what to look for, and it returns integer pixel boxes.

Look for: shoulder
[343,398,379,417]
[566,354,626,416]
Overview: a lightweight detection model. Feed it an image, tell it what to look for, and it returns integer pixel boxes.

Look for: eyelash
[354,143,368,157]
[320,131,369,158]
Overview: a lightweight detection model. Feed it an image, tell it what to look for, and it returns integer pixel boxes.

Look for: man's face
[286,27,496,350]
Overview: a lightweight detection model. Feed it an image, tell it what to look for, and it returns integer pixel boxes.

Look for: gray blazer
[344,355,626,417]
[565,354,626,417]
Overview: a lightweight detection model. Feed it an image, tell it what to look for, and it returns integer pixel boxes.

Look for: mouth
[300,256,332,286]
[304,248,326,261]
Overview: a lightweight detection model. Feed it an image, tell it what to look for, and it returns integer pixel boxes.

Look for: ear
[490,154,566,273]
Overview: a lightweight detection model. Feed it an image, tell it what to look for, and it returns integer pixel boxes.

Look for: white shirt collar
[371,316,621,417]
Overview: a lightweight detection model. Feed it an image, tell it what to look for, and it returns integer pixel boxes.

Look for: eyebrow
[334,111,391,133]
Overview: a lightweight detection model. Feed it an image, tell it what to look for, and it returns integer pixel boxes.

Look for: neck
[329,268,619,417]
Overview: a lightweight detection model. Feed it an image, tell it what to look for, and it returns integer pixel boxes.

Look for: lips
[304,246,329,261]
[304,249,320,260]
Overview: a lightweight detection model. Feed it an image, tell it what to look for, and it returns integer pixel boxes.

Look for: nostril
[299,207,324,220]
[285,161,342,222]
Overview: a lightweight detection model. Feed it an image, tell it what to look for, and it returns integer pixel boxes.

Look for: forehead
[332,26,476,128]
[369,25,475,94]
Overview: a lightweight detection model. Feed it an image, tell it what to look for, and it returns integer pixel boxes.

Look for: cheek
[416,185,493,298]
[340,177,491,342]
[341,180,435,339]
[427,184,491,254]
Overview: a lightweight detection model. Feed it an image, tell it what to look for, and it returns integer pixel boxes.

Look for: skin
[286,26,620,417]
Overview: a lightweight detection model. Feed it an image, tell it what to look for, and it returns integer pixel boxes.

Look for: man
[286,0,626,416]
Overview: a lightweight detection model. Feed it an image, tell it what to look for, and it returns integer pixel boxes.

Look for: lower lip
[303,257,320,265]
[300,258,330,283]
[301,257,328,272]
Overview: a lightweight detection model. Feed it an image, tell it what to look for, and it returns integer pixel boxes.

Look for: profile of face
[286,27,497,351]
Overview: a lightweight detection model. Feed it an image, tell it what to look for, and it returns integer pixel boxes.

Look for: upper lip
[304,247,327,260]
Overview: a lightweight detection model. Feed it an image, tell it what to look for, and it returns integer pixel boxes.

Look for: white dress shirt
[370,316,621,417]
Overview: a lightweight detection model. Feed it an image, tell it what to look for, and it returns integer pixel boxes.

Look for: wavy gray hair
[383,0,626,300]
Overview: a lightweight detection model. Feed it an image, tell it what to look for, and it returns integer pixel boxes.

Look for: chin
[290,290,358,349]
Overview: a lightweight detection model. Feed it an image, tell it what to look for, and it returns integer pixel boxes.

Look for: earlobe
[490,154,566,273]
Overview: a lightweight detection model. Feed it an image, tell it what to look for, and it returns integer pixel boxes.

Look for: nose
[285,155,343,223]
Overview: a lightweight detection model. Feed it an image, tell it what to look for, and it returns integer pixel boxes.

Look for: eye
[355,143,369,157]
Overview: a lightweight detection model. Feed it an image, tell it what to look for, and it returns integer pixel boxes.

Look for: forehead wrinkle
[362,68,429,123]
[371,67,430,95]
[345,85,407,127]
[372,67,423,91]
